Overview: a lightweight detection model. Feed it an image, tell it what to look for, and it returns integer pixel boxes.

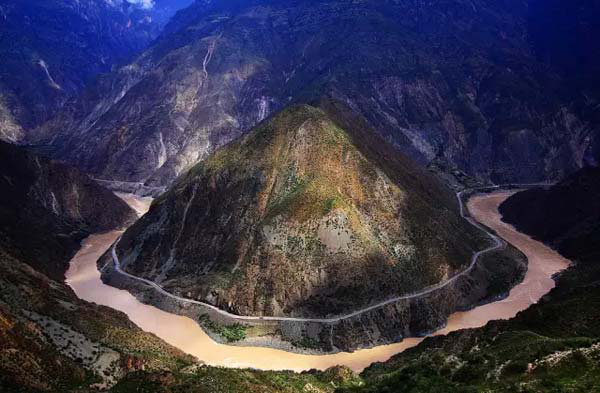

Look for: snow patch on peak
[127,0,155,10]
[105,0,155,10]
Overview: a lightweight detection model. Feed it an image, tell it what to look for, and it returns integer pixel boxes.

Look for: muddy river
[65,191,570,372]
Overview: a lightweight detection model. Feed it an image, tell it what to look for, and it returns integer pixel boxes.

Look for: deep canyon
[1,1,599,392]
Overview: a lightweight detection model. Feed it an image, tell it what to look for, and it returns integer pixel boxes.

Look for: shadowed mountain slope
[500,166,600,262]
[0,141,137,280]
[38,0,599,187]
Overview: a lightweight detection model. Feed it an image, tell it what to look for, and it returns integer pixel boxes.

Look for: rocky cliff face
[0,0,193,141]
[39,0,599,186]
[0,141,137,280]
[114,104,487,319]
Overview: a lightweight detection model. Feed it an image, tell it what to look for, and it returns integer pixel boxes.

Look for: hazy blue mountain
[37,0,599,187]
[0,0,194,142]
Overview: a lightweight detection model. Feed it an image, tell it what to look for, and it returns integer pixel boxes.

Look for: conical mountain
[117,104,486,317]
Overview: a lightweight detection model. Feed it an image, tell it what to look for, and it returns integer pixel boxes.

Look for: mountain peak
[117,104,486,317]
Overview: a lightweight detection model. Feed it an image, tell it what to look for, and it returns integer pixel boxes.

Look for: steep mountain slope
[40,0,599,186]
[0,141,137,280]
[500,166,600,262]
[114,104,487,319]
[529,0,600,103]
[0,142,200,391]
[0,0,193,141]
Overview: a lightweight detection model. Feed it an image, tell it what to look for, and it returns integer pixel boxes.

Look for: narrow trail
[110,184,546,324]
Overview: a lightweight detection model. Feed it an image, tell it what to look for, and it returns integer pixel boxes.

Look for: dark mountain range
[529,0,600,100]
[0,141,136,280]
[37,0,599,187]
[0,0,194,142]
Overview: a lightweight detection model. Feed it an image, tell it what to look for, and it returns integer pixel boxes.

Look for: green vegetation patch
[199,315,247,342]
[292,336,321,350]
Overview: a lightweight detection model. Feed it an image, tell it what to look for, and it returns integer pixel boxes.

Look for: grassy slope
[0,247,196,392]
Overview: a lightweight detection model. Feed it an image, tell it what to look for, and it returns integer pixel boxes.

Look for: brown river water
[65,191,570,372]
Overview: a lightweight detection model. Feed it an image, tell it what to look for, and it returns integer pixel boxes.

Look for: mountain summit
[115,104,486,318]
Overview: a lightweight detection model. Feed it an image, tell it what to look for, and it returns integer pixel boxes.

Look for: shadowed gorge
[0,141,137,280]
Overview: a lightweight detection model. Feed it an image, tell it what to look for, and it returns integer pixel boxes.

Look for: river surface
[65,191,570,372]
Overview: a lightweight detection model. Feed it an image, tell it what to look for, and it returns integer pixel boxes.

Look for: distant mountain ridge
[37,0,599,187]
[0,0,194,142]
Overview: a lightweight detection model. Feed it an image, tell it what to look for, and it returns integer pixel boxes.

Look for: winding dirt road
[65,191,569,372]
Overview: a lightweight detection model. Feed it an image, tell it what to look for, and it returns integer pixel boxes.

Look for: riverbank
[98,186,527,353]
